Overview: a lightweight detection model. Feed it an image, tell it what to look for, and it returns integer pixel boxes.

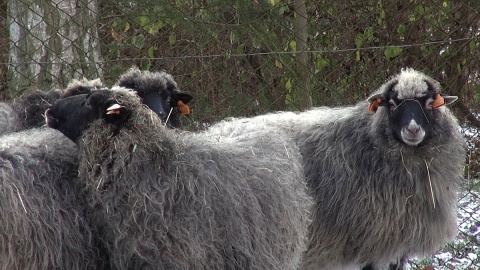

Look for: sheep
[0,79,108,269]
[0,127,108,270]
[204,68,466,269]
[0,79,110,270]
[0,90,62,135]
[116,67,193,128]
[45,86,312,270]
[0,67,192,135]
[0,71,191,270]
[0,79,103,136]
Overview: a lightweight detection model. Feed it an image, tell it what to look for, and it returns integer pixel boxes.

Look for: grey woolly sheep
[205,68,466,270]
[0,72,190,270]
[116,67,193,128]
[0,79,103,135]
[0,127,107,270]
[45,87,312,270]
[0,79,110,270]
[0,67,192,134]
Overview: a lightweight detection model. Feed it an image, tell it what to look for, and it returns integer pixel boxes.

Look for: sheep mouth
[400,129,425,146]
[45,109,59,128]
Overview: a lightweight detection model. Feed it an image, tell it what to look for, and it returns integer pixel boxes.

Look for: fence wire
[1,0,480,269]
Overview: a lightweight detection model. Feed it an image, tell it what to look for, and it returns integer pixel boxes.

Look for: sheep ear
[432,94,457,109]
[367,94,383,113]
[442,94,458,106]
[177,93,193,104]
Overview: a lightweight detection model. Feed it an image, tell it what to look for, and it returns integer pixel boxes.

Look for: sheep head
[367,69,457,146]
[116,67,193,128]
[45,90,120,142]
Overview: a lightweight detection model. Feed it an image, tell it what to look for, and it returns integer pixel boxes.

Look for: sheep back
[0,128,105,270]
[0,90,62,135]
[0,102,19,134]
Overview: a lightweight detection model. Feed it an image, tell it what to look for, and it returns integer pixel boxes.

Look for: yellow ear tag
[368,98,382,112]
[432,94,445,109]
[177,100,191,115]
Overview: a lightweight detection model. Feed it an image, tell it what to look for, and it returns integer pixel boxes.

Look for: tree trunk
[7,0,103,97]
[0,0,9,100]
[294,0,312,110]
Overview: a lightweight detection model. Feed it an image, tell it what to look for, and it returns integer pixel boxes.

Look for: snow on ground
[407,126,480,270]
[407,189,480,270]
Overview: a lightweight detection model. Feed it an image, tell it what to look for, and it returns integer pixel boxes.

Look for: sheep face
[367,70,457,146]
[46,90,130,142]
[63,78,192,129]
[116,69,193,128]
[141,91,191,128]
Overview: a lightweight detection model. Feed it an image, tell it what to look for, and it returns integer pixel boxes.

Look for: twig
[164,108,174,128]
[12,183,27,214]
[424,159,436,209]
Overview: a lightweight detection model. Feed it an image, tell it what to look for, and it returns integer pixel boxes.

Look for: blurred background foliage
[2,0,479,126]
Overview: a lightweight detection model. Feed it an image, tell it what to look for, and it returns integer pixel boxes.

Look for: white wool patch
[67,78,104,90]
[0,103,21,135]
[393,68,430,99]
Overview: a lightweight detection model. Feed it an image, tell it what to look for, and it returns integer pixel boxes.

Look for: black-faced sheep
[45,87,312,270]
[0,67,192,135]
[0,71,192,270]
[0,79,109,270]
[116,67,193,128]
[204,68,466,269]
[0,79,103,135]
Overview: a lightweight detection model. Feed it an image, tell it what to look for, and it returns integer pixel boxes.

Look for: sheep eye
[426,98,434,109]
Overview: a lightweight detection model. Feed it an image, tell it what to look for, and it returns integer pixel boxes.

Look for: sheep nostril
[407,125,420,135]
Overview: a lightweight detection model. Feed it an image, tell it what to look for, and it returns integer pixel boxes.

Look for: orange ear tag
[432,94,445,109]
[368,98,382,112]
[177,100,191,115]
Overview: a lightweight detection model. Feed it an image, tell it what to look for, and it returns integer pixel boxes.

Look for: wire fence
[1,0,479,269]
